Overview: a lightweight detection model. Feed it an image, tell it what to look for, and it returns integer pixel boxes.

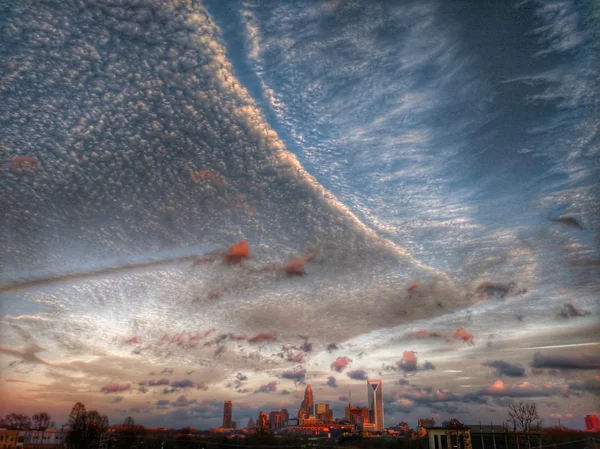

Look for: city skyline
[1,0,599,435]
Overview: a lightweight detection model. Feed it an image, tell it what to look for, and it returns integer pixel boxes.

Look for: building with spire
[300,384,314,416]
[367,379,384,431]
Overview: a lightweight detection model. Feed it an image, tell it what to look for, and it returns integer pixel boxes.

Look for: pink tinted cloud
[331,356,352,373]
[247,332,277,344]
[101,383,131,393]
[125,336,141,344]
[399,351,418,371]
[286,352,304,363]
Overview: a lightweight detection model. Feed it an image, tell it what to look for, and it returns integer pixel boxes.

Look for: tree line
[0,412,55,430]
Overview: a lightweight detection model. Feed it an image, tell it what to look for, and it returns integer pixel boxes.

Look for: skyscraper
[222,400,233,428]
[300,384,314,416]
[367,379,384,431]
[585,414,599,431]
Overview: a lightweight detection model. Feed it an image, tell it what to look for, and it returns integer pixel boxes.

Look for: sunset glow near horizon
[1,0,599,431]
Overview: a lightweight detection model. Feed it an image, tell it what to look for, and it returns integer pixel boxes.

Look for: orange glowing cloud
[247,332,277,344]
[408,282,420,293]
[453,328,474,345]
[189,169,227,188]
[331,356,352,373]
[11,155,38,172]
[225,239,250,264]
[282,254,315,276]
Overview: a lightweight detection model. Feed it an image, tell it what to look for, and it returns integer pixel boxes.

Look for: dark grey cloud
[422,361,436,371]
[347,369,368,381]
[557,303,592,319]
[156,399,170,409]
[327,376,337,388]
[281,366,306,384]
[172,395,197,407]
[140,378,170,387]
[111,396,124,404]
[568,378,600,394]
[397,379,410,385]
[170,379,198,389]
[280,389,291,395]
[483,360,526,377]
[532,352,600,370]
[255,381,277,393]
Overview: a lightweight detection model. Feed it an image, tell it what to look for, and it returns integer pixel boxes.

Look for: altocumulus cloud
[483,360,526,377]
[347,369,368,381]
[281,366,306,384]
[327,376,337,388]
[532,352,600,370]
[100,383,131,393]
[255,381,277,393]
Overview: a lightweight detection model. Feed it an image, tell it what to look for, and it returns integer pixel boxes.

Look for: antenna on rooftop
[349,390,352,407]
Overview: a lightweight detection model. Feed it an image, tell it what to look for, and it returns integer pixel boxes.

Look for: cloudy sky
[1,0,599,431]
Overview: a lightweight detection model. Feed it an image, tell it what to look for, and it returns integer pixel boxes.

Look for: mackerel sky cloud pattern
[0,0,598,431]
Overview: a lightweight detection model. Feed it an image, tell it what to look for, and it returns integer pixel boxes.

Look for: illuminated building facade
[585,414,599,431]
[315,404,333,424]
[269,410,289,430]
[300,385,314,416]
[345,406,369,426]
[367,379,384,431]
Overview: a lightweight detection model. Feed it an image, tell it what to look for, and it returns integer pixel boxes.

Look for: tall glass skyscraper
[367,379,384,431]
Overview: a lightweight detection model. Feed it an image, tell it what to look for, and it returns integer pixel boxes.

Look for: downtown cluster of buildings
[214,378,385,436]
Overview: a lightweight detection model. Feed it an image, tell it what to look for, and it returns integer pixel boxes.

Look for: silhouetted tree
[65,402,88,449]
[32,412,54,430]
[3,413,32,430]
[64,402,108,449]
[508,401,543,449]
[123,416,135,427]
[508,401,543,432]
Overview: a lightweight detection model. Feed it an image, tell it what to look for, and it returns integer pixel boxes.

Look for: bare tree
[3,413,32,430]
[508,401,543,432]
[508,401,543,449]
[32,412,53,430]
[123,416,135,427]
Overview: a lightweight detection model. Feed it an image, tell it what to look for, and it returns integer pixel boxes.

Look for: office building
[345,406,369,426]
[585,414,599,431]
[246,418,255,429]
[223,400,233,428]
[300,385,314,416]
[315,404,333,424]
[367,379,384,431]
[269,410,289,430]
[424,419,471,449]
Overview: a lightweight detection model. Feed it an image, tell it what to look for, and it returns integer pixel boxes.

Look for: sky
[0,0,599,431]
